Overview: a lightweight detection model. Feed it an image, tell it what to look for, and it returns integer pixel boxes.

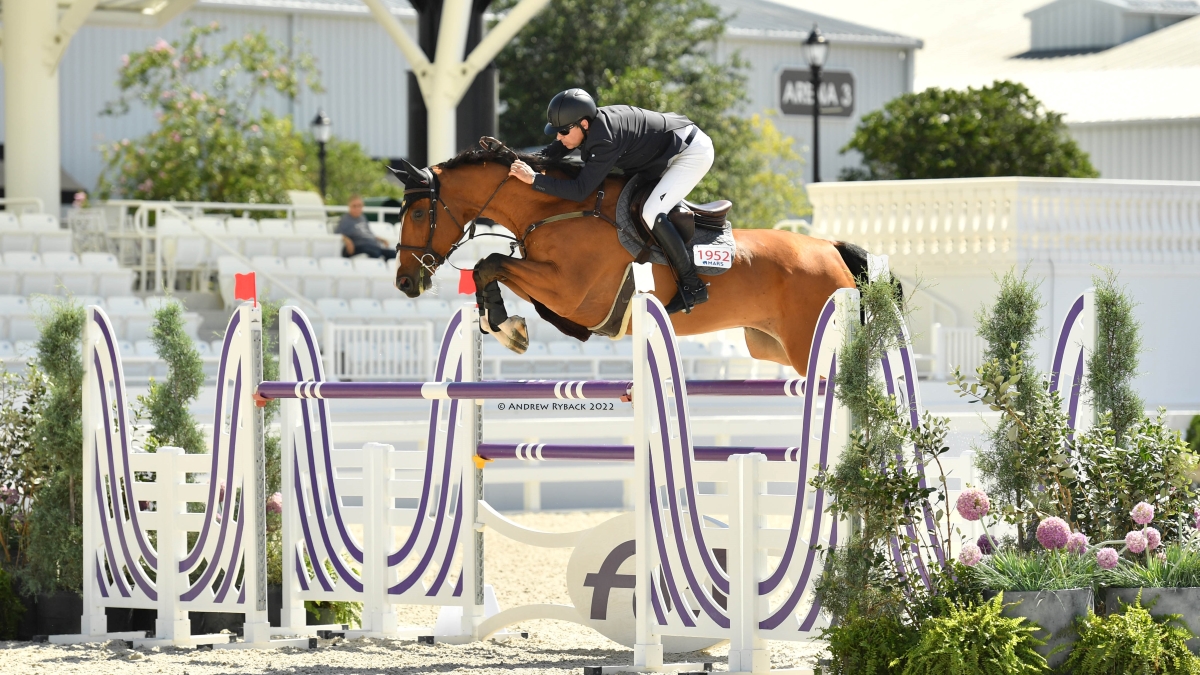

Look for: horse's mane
[437,144,584,179]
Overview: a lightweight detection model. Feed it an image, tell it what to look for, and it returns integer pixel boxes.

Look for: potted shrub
[1063,593,1199,673]
[1099,502,1200,654]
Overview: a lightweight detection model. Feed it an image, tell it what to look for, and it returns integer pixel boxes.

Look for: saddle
[626,177,733,248]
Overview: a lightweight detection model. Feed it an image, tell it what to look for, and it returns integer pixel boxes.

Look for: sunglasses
[555,123,578,137]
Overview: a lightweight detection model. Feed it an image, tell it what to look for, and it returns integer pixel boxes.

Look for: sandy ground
[1,511,827,674]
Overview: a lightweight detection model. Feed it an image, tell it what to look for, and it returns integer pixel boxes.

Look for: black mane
[438,144,583,178]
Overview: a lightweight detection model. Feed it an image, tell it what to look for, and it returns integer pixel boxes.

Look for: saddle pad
[614,174,735,277]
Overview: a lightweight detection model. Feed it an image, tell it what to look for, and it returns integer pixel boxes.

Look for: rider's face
[557,119,588,150]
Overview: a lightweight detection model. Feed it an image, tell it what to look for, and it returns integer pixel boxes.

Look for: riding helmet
[544,88,598,135]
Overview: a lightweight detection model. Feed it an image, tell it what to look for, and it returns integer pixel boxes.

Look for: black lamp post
[311,109,332,198]
[803,24,829,183]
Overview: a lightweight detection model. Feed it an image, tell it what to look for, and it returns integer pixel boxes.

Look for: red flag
[234,272,257,307]
[458,268,476,295]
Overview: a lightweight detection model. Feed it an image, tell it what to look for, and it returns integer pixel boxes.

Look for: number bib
[693,244,734,269]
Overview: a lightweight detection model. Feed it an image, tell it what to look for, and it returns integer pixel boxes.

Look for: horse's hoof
[495,316,528,354]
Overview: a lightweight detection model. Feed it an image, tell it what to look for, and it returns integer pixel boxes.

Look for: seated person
[336,195,396,260]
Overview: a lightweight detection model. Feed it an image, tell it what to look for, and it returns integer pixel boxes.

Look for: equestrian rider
[507,88,713,313]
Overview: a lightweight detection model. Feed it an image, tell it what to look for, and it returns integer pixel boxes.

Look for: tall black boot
[650,213,708,314]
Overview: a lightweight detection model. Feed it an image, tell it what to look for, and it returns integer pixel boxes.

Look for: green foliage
[1088,269,1144,445]
[137,302,205,454]
[0,567,25,639]
[970,550,1099,592]
[97,22,322,203]
[1104,544,1200,589]
[1063,594,1200,674]
[841,80,1098,180]
[953,270,1075,544]
[900,594,1048,675]
[0,365,49,570]
[1071,411,1196,543]
[822,612,919,675]
[22,298,86,594]
[304,137,402,207]
[1186,416,1200,454]
[494,0,809,227]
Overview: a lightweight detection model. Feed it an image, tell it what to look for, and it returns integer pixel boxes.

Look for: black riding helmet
[544,88,598,135]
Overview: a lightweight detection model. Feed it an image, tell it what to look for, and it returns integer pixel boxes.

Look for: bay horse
[389,145,866,373]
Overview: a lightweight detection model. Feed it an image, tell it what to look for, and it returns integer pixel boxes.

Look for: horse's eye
[412,209,426,220]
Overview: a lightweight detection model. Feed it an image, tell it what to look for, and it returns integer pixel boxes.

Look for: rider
[507,88,713,313]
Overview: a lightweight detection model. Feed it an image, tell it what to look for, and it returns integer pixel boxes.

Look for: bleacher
[0,202,794,382]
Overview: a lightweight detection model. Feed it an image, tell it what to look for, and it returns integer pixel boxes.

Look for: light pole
[311,109,332,199]
[803,24,829,183]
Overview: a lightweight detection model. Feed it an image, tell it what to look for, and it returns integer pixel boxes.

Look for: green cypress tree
[1086,269,1143,444]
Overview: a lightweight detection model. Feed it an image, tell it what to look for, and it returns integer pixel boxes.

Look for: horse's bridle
[395,165,512,277]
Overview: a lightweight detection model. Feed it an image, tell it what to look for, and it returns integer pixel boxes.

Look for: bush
[137,301,205,454]
[0,567,25,639]
[1103,544,1200,589]
[1063,595,1200,674]
[841,80,1097,180]
[900,594,1048,674]
[822,613,918,675]
[971,550,1098,592]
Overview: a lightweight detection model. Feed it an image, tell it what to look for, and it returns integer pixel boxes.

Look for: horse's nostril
[397,276,412,291]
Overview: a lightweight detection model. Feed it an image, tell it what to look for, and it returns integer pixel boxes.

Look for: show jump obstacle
[59,264,1096,672]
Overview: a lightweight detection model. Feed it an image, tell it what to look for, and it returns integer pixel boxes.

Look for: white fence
[931,323,990,380]
[322,322,435,381]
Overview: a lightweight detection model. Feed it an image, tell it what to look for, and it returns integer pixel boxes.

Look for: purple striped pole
[255,378,822,402]
[477,443,803,463]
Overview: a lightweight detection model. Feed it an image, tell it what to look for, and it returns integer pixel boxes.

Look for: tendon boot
[650,213,708,314]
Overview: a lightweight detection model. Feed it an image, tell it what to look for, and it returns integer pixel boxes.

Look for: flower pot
[35,591,82,636]
[984,588,1093,669]
[1105,587,1200,654]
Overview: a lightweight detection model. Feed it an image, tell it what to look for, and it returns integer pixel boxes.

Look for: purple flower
[1,487,19,506]
[1066,532,1089,555]
[1144,527,1161,551]
[956,488,991,522]
[1131,502,1155,526]
[1036,517,1071,550]
[958,543,983,567]
[266,492,282,514]
[1097,547,1120,570]
[1126,530,1148,554]
[976,534,997,555]
[1192,507,1200,530]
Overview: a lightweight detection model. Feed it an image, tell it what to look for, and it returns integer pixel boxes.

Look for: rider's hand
[509,160,536,185]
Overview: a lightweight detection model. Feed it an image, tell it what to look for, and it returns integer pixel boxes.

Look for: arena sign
[778,69,855,117]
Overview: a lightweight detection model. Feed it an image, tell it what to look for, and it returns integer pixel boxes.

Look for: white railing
[808,177,1200,271]
[322,322,436,381]
[931,323,989,380]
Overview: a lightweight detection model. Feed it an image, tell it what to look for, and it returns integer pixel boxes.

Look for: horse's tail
[832,240,904,302]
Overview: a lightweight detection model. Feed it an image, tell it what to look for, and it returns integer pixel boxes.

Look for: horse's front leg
[473,253,530,354]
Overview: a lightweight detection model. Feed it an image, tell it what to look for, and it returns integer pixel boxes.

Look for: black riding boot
[651,213,709,314]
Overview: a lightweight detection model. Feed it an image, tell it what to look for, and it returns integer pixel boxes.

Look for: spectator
[336,195,396,260]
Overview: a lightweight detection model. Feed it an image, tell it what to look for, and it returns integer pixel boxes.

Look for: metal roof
[708,0,922,47]
[195,0,413,13]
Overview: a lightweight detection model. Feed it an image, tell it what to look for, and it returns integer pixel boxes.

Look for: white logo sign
[693,244,734,269]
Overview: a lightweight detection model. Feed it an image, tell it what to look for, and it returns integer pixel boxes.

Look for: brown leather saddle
[627,177,733,246]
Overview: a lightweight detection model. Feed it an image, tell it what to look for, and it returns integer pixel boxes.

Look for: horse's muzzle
[395,273,420,298]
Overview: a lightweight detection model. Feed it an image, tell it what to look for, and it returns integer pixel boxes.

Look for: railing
[322,322,436,381]
[808,177,1200,271]
[931,323,989,380]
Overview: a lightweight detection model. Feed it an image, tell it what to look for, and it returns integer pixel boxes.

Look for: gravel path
[1,511,827,674]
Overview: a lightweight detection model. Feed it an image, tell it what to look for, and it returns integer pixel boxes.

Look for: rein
[396,139,619,273]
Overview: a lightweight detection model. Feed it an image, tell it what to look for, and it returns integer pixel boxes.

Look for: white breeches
[641,126,715,229]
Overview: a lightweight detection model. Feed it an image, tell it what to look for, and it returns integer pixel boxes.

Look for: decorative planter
[985,588,1093,669]
[1106,587,1200,654]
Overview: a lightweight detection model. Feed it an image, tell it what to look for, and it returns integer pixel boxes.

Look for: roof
[1026,0,1200,18]
[196,0,414,14]
[708,0,922,47]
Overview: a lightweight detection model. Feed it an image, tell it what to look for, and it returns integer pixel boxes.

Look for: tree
[97,23,400,206]
[494,0,808,228]
[840,80,1099,180]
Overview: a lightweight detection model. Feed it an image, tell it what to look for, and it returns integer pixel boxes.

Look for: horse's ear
[480,136,502,152]
[392,158,429,189]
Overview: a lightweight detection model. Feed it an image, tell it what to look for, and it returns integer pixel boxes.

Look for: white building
[1,0,918,200]
[770,0,1200,182]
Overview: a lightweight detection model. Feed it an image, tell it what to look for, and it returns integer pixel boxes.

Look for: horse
[389,144,867,373]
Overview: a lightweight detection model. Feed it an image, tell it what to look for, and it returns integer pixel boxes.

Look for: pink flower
[217,108,226,116]
[1036,517,1071,550]
[190,91,203,101]
[956,488,990,522]
[151,38,175,55]
[1125,530,1148,554]
[250,124,260,133]
[266,492,282,514]
[976,534,997,555]
[171,132,181,143]
[120,54,130,67]
[1131,501,1155,526]
[1066,532,1089,555]
[137,179,154,193]
[1192,507,1199,530]
[958,543,983,567]
[1097,547,1120,570]
[1144,527,1161,551]
[1,486,19,505]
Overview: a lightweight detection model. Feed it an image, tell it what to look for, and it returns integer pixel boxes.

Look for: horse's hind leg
[744,327,790,366]
[473,254,529,354]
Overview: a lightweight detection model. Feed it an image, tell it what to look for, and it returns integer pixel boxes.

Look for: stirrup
[664,280,709,314]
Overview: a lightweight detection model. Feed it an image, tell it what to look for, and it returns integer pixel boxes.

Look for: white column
[279,308,309,632]
[362,442,398,636]
[458,304,486,637]
[80,309,107,637]
[242,302,273,644]
[727,453,768,674]
[630,290,663,669]
[3,0,61,213]
[155,447,192,643]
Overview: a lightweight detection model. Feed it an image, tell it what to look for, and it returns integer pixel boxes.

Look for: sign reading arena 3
[778,69,855,117]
